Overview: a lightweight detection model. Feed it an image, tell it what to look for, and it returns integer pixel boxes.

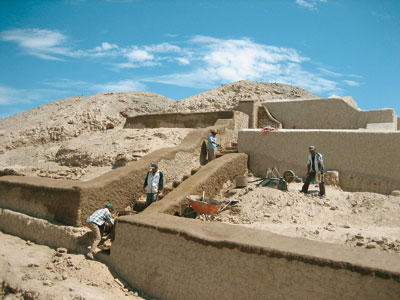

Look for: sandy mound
[0,91,189,180]
[164,80,317,113]
[213,180,400,254]
[0,80,317,181]
[0,91,174,149]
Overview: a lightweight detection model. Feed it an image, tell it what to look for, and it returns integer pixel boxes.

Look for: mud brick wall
[0,176,81,226]
[263,98,396,130]
[110,213,400,300]
[238,129,400,194]
[0,112,248,226]
[124,111,236,129]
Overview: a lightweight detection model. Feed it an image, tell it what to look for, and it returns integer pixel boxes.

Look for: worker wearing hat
[86,203,115,260]
[144,163,164,207]
[207,129,218,161]
[300,145,325,196]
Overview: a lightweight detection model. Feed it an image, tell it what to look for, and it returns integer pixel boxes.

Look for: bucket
[235,176,248,188]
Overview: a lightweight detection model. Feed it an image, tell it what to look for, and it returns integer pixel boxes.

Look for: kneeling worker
[86,203,115,260]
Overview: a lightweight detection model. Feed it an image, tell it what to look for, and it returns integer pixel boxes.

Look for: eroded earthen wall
[0,112,248,226]
[110,214,400,300]
[0,176,81,226]
[124,111,235,129]
[238,129,400,194]
[262,98,396,129]
[144,153,248,216]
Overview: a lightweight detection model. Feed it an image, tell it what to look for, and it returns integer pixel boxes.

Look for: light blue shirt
[207,134,217,150]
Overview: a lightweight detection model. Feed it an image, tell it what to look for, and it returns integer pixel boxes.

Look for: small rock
[43,280,52,286]
[26,240,32,246]
[343,224,351,229]
[366,243,377,249]
[62,275,68,280]
[355,234,363,239]
[314,230,320,234]
[373,239,384,245]
[57,247,67,253]
[356,241,364,246]
[115,278,124,287]
[69,288,74,291]
[391,190,400,196]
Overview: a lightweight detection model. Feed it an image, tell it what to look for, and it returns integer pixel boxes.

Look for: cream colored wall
[238,129,400,194]
[110,214,400,300]
[262,98,396,129]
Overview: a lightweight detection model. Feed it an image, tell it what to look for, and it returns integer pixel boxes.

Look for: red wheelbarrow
[186,195,237,220]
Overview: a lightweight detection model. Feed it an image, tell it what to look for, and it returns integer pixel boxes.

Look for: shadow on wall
[200,140,207,166]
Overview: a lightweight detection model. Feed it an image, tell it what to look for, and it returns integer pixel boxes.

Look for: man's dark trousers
[301,171,325,196]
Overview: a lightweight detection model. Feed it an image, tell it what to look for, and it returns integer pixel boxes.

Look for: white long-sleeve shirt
[145,170,161,193]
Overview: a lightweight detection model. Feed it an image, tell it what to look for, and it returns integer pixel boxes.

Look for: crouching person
[86,203,115,260]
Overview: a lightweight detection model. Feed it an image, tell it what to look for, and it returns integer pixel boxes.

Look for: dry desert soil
[1,80,399,299]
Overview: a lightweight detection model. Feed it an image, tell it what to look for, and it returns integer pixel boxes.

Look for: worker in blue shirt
[207,129,218,161]
[300,145,325,197]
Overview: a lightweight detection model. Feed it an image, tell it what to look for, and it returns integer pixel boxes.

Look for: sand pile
[213,181,400,254]
[164,80,317,113]
[0,92,191,181]
[0,81,318,181]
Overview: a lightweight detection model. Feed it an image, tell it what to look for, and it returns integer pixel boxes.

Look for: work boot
[86,252,94,260]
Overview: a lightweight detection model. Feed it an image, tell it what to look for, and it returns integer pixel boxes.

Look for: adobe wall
[110,213,400,300]
[238,99,259,128]
[238,129,400,194]
[0,176,81,225]
[124,111,236,129]
[262,98,396,129]
[0,112,248,226]
[0,209,91,253]
[144,153,248,216]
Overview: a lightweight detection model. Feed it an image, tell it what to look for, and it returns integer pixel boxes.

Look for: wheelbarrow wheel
[283,170,295,183]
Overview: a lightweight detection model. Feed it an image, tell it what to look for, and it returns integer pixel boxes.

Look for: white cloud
[1,28,70,60]
[144,42,181,53]
[0,85,22,105]
[296,0,327,10]
[146,36,338,94]
[342,80,360,87]
[124,49,154,62]
[94,42,118,51]
[93,80,146,93]
[175,57,190,65]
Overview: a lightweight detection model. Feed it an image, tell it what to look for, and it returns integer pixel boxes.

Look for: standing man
[86,203,115,260]
[144,163,164,207]
[207,129,218,161]
[300,145,326,196]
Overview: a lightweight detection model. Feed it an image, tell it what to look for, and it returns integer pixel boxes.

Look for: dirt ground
[0,231,151,300]
[213,180,400,254]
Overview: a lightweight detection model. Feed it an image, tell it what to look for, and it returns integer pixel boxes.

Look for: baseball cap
[106,203,115,211]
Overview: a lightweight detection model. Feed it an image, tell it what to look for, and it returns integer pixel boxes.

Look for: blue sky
[0,0,399,119]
